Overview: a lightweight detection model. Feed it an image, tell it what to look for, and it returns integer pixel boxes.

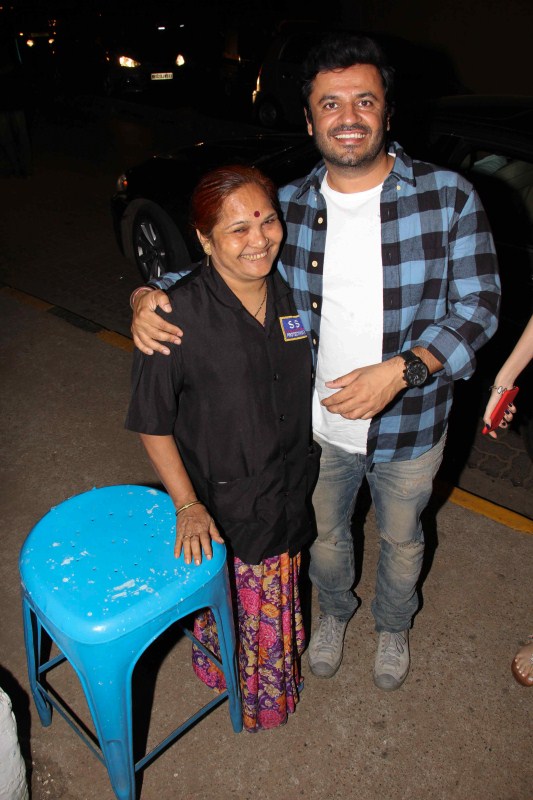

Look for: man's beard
[313,122,388,170]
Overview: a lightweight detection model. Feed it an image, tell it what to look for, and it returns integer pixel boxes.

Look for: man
[129,34,500,691]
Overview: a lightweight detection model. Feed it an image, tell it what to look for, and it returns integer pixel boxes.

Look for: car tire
[122,200,191,282]
[256,98,282,128]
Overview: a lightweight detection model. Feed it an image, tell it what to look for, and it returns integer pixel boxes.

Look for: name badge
[279,315,307,341]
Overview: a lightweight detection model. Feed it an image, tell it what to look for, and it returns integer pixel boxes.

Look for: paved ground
[0,98,532,800]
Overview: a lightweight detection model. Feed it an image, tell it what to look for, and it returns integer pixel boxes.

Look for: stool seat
[20,485,242,800]
[20,485,227,643]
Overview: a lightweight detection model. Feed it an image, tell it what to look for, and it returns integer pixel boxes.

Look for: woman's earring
[203,242,211,255]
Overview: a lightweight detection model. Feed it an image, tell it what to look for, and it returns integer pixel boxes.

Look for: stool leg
[210,602,243,733]
[21,601,52,726]
[77,653,136,800]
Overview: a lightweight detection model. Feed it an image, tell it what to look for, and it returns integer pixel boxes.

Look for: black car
[111,97,533,454]
[51,6,219,102]
[111,133,318,281]
[100,16,198,98]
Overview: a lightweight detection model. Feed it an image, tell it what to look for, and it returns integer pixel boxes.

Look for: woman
[482,313,533,686]
[126,165,319,730]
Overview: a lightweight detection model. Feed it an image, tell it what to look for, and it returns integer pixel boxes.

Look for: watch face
[405,360,428,386]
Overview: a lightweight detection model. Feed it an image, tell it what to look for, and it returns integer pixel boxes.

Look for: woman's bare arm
[139,433,224,564]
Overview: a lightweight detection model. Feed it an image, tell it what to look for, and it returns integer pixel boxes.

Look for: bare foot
[511,636,533,686]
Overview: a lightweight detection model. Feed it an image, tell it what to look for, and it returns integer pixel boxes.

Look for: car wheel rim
[135,219,166,278]
[259,102,278,127]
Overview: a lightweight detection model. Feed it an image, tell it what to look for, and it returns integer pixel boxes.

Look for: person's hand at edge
[482,315,533,437]
[483,386,517,439]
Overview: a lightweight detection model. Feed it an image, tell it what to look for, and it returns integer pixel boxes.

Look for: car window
[451,148,533,249]
[468,152,533,240]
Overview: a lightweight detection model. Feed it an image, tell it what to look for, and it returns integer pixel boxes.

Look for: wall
[340,0,533,95]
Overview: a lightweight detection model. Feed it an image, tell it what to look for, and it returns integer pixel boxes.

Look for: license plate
[151,72,173,81]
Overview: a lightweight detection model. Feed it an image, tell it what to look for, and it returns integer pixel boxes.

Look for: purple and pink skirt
[192,551,305,732]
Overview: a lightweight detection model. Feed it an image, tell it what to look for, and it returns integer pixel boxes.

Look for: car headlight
[119,56,141,68]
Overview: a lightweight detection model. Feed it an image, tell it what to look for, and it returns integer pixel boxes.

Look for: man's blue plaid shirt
[155,142,500,464]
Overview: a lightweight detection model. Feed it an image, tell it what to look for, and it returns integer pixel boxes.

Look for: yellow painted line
[1,285,54,311]
[434,481,533,534]
[96,329,134,352]
[2,283,134,351]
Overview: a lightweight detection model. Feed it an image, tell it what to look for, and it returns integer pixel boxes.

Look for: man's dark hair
[301,33,395,116]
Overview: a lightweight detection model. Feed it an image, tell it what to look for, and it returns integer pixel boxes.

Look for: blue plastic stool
[19,485,242,800]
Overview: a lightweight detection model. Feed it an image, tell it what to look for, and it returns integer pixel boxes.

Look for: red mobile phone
[482,386,519,434]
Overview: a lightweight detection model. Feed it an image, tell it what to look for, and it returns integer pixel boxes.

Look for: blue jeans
[310,433,446,632]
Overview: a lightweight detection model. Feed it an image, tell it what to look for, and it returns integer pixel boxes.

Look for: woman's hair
[301,33,395,117]
[191,164,280,238]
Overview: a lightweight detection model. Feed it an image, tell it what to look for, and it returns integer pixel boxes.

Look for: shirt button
[273,373,280,381]
[312,301,318,309]
[311,259,318,268]
[317,216,324,224]
[279,414,285,422]
[282,452,287,461]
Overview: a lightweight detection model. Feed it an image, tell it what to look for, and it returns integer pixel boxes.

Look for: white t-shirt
[312,174,384,454]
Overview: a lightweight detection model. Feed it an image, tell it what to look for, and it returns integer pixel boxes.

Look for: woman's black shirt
[126,263,318,564]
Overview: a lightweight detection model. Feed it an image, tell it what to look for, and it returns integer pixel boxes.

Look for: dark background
[6,0,533,94]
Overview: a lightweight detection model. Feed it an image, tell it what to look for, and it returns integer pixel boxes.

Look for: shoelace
[378,632,407,668]
[316,616,344,652]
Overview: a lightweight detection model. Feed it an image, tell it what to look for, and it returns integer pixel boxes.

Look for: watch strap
[400,349,418,365]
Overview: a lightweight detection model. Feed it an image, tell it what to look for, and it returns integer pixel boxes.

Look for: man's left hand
[322,359,405,419]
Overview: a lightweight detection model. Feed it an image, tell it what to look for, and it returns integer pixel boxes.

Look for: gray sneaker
[373,630,410,691]
[307,614,349,678]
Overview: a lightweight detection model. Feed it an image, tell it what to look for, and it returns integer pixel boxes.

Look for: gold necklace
[253,281,268,319]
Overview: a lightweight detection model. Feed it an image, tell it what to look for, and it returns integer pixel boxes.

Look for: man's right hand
[131,288,184,355]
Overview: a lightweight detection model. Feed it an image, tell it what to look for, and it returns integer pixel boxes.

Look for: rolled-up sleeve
[418,186,500,379]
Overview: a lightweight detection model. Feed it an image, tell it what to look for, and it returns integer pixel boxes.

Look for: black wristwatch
[400,350,429,388]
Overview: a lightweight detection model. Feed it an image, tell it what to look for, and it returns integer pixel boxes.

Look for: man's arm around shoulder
[130,270,187,355]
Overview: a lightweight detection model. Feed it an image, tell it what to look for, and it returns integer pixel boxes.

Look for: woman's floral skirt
[192,551,305,732]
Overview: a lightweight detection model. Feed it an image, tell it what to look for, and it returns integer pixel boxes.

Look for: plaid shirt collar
[294,141,417,199]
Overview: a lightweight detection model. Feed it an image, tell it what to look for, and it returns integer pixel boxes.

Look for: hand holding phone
[482,386,519,435]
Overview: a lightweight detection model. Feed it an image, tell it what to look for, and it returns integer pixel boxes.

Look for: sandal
[511,635,533,686]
